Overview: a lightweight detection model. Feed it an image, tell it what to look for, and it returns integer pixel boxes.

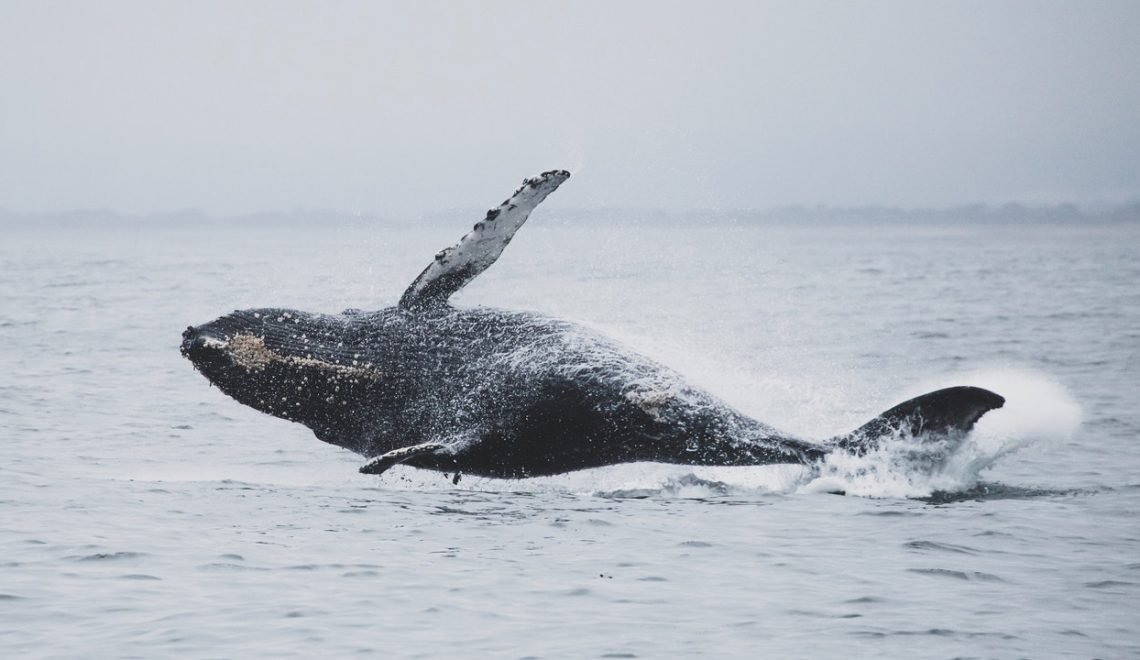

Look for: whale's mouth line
[227,333,385,380]
[183,329,385,382]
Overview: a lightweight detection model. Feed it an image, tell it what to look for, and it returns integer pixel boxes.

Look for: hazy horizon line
[3,200,1139,226]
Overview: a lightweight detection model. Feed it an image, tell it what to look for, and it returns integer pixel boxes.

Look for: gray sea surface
[2,218,1138,658]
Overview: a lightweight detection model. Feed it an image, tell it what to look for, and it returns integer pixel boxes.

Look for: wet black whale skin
[182,305,1003,479]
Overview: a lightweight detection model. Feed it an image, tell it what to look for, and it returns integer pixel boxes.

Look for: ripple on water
[786,608,863,619]
[921,483,1091,504]
[196,563,269,572]
[1084,580,1135,589]
[74,551,147,562]
[889,629,1019,640]
[902,540,980,555]
[907,568,1007,582]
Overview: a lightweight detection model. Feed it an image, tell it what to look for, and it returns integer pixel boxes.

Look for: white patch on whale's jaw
[223,333,385,381]
[226,334,274,370]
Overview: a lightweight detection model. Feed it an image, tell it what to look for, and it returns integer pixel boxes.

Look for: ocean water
[2,218,1138,658]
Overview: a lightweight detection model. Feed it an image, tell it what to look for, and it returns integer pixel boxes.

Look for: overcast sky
[2,1,1138,216]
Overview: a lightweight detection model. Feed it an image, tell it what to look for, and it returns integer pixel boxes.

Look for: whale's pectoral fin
[398,170,571,310]
[359,442,449,476]
[832,386,1005,455]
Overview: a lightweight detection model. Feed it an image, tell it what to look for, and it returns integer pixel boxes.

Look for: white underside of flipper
[399,170,571,309]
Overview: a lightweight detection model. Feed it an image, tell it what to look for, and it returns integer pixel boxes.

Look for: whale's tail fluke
[830,386,1005,454]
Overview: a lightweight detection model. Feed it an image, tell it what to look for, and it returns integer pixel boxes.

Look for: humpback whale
[181,170,1004,480]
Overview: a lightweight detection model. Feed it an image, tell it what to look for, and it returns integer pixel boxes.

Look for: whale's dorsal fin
[399,170,571,310]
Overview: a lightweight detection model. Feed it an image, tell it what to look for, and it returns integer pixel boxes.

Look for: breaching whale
[181,170,1004,480]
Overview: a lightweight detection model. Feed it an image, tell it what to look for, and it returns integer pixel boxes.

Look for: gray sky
[2,0,1138,215]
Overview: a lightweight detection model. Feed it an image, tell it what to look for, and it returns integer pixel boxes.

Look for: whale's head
[181,308,387,446]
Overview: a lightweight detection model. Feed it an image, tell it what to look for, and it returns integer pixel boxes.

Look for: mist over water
[2,218,1138,657]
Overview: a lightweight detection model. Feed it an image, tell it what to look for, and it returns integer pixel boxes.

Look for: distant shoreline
[2,202,1138,227]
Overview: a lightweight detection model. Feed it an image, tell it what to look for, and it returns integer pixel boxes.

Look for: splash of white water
[800,369,1082,498]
